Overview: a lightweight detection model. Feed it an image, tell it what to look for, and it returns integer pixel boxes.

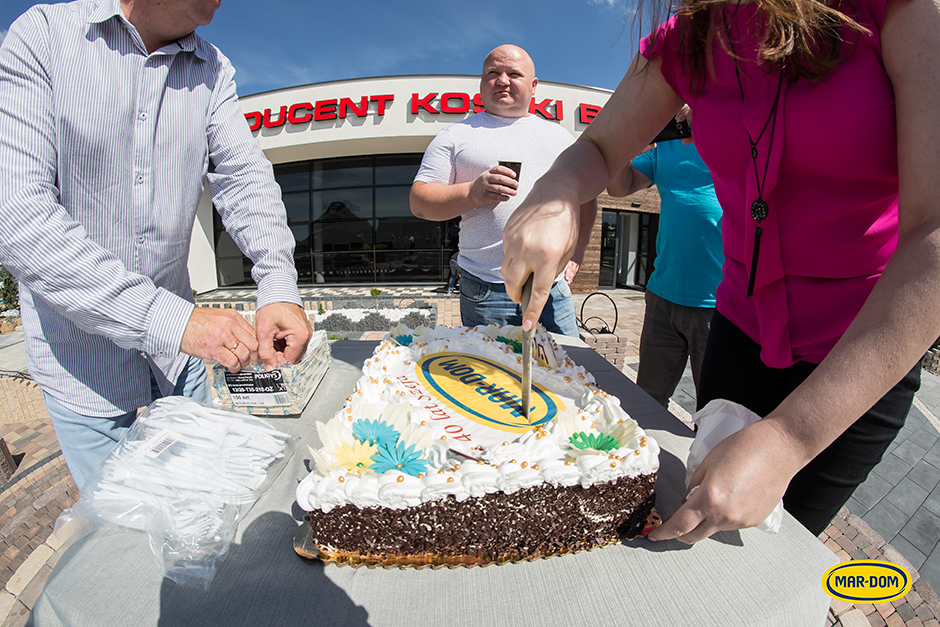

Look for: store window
[214,154,459,286]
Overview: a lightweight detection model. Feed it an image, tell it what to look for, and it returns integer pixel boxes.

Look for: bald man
[410,44,594,336]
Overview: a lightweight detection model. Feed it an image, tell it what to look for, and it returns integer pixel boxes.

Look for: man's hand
[255,302,313,370]
[564,259,580,284]
[181,307,260,373]
[469,164,520,205]
[676,104,695,145]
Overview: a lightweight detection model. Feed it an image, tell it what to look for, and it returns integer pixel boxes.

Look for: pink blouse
[640,0,897,368]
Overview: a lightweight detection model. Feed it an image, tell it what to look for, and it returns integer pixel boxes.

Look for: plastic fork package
[211,330,331,417]
[53,396,293,590]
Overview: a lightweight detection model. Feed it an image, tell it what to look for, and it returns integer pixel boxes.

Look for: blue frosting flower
[352,419,400,447]
[370,442,429,476]
[394,334,413,346]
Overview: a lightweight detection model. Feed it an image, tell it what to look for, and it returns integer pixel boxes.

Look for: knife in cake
[520,275,534,424]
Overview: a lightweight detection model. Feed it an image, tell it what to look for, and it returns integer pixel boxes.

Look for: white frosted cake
[295,323,659,566]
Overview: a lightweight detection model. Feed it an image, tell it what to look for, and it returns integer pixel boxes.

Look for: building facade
[187,76,660,294]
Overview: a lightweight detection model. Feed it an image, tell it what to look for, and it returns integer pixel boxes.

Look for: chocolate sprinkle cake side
[306,474,656,566]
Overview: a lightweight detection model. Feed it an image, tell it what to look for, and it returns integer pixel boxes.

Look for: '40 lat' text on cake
[295,323,660,567]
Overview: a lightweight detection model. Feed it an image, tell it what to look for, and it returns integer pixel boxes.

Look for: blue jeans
[459,269,579,337]
[44,355,211,489]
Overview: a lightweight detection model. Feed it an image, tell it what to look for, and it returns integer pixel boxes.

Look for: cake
[295,323,660,567]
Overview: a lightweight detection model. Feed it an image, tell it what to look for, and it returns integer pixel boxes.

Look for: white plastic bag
[54,397,292,589]
[686,399,784,533]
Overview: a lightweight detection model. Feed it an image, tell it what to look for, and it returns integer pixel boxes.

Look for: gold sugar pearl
[447,477,455,483]
[520,461,528,468]
[634,450,641,456]
[502,442,508,446]
[492,464,498,469]
[535,434,543,440]
[510,460,516,464]
[421,421,427,426]
[579,374,585,380]
[440,436,447,440]
[346,408,352,414]
[438,469,445,474]
[478,460,486,465]
[640,437,648,447]
[356,390,363,395]
[564,460,572,466]
[453,464,461,470]
[610,462,617,468]
[417,473,425,479]
[396,464,403,468]
[564,377,571,382]
[532,465,539,471]
[396,476,404,483]
[338,476,345,483]
[383,366,387,372]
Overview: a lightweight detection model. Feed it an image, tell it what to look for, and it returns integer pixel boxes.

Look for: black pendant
[751,146,758,159]
[750,199,769,221]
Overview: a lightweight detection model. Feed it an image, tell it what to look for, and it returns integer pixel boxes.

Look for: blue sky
[1,0,644,97]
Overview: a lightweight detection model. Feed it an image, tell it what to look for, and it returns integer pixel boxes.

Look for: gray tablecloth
[31,340,836,627]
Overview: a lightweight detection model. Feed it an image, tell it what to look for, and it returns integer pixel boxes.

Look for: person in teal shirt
[607,139,723,408]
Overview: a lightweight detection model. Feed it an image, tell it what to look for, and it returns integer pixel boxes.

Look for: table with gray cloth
[31,339,836,627]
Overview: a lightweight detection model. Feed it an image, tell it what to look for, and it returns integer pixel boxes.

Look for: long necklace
[724,3,785,297]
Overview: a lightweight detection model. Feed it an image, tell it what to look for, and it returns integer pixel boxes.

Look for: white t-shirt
[414,112,575,284]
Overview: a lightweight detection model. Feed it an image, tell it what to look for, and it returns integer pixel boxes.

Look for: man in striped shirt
[0,0,311,488]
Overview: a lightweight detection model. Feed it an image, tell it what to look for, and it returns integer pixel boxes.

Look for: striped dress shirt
[0,0,301,416]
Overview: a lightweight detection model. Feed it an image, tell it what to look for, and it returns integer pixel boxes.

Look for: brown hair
[636,0,870,92]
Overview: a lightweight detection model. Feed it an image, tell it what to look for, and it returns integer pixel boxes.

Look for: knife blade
[520,275,534,424]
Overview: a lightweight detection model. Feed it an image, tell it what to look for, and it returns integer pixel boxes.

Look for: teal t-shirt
[632,141,723,308]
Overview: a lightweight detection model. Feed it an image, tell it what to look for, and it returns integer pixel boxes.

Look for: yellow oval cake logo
[822,561,912,603]
[416,353,565,432]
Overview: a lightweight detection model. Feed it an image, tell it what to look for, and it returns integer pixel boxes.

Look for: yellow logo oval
[821,561,912,603]
[416,353,565,433]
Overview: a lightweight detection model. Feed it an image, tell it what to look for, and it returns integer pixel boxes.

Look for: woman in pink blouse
[502,0,940,541]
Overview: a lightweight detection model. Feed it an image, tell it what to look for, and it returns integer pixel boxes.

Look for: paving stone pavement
[1,284,939,626]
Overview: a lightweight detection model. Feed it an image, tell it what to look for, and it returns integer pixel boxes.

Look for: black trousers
[697,311,921,536]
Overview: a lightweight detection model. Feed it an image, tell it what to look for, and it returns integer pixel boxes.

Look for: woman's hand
[648,418,804,543]
[502,176,583,328]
